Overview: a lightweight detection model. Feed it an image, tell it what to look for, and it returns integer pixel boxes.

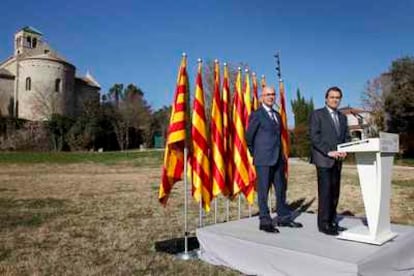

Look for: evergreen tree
[385,56,414,156]
[290,89,314,158]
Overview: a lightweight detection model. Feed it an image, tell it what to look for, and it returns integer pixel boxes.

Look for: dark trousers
[316,162,342,229]
[256,160,290,226]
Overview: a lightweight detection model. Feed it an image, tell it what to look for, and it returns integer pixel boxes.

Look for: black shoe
[319,224,338,236]
[259,224,279,233]
[332,223,347,232]
[277,220,303,228]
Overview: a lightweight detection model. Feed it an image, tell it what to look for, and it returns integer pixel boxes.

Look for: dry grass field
[0,152,413,275]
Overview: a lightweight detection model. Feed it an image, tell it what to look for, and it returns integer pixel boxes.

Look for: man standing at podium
[309,86,350,235]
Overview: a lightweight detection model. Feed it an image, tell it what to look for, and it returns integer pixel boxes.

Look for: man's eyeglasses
[263,93,276,97]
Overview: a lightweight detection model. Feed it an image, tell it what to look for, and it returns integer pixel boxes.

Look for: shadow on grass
[0,188,17,192]
[0,197,68,229]
[154,236,199,254]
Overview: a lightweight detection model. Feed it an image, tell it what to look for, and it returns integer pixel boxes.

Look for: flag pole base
[176,249,199,260]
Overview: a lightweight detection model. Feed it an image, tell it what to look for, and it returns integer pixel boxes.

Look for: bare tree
[107,83,152,150]
[361,73,391,132]
[26,78,70,120]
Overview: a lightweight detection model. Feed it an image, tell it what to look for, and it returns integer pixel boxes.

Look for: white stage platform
[196,213,414,276]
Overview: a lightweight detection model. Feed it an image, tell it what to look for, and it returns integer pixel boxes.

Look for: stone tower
[14,26,48,57]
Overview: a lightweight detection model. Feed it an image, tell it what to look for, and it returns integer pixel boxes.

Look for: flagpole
[226,198,230,222]
[177,53,197,260]
[196,57,205,229]
[183,147,189,252]
[199,197,203,227]
[214,198,218,224]
[238,194,241,220]
[248,204,252,218]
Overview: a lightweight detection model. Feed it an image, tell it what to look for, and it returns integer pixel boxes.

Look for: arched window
[25,77,31,91]
[32,37,37,48]
[26,36,31,48]
[55,79,61,92]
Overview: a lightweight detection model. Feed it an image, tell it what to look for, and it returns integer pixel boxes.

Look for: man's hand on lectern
[328,151,347,160]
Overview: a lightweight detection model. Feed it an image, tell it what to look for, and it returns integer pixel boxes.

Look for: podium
[336,132,399,245]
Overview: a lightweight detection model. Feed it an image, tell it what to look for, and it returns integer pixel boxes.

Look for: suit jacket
[246,106,282,166]
[309,107,350,168]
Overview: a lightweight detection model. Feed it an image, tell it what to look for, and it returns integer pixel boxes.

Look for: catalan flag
[232,68,250,198]
[210,60,228,197]
[159,54,189,205]
[260,75,267,89]
[190,60,212,211]
[222,63,233,196]
[242,70,256,205]
[252,72,259,111]
[278,80,289,184]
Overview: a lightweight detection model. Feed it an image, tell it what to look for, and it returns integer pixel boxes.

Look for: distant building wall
[74,79,100,116]
[0,77,14,117]
[0,27,100,121]
[18,58,75,120]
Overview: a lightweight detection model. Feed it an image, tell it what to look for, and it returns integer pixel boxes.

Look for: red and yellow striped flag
[222,63,233,196]
[278,80,289,184]
[232,68,250,197]
[260,75,266,88]
[242,70,256,205]
[210,60,228,197]
[252,72,259,110]
[159,54,189,205]
[191,60,212,211]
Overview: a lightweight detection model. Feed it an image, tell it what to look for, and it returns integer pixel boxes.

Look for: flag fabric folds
[222,63,233,196]
[252,72,259,111]
[260,75,266,88]
[242,70,256,205]
[278,80,289,184]
[159,55,189,205]
[190,61,212,211]
[210,61,228,197]
[231,69,250,199]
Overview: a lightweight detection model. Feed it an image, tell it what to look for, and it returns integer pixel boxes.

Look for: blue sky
[1,0,413,126]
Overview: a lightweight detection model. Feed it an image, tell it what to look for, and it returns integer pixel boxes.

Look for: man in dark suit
[246,86,302,233]
[309,86,350,235]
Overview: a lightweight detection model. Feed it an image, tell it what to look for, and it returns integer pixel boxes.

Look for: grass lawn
[0,152,413,275]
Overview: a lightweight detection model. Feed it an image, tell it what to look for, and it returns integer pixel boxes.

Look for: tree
[290,89,314,158]
[67,99,113,151]
[149,105,171,147]
[108,83,123,108]
[385,57,414,156]
[361,73,392,132]
[201,59,250,129]
[46,114,74,151]
[106,83,152,150]
[291,88,314,126]
[31,83,65,120]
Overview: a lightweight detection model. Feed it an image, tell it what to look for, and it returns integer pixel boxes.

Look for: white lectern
[336,132,399,245]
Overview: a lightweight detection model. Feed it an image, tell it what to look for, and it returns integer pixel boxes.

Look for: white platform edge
[337,225,398,245]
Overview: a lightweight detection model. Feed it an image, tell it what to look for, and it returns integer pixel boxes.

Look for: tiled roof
[0,68,15,79]
[21,26,43,36]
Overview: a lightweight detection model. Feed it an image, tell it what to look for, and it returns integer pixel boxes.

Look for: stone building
[339,106,374,140]
[0,26,100,120]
